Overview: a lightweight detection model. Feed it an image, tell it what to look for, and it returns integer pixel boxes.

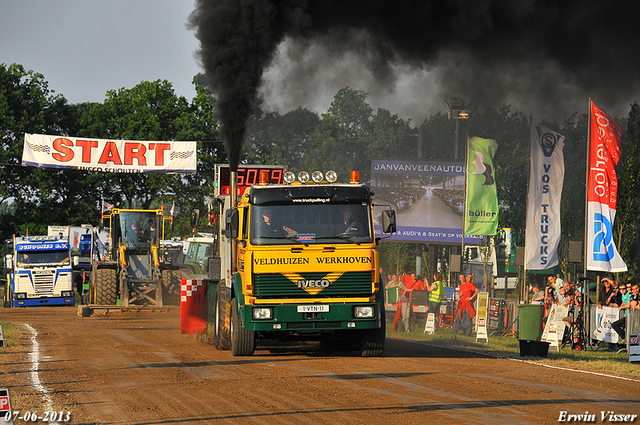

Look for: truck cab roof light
[311,171,323,183]
[350,171,360,184]
[298,171,309,184]
[283,171,295,184]
[325,170,337,183]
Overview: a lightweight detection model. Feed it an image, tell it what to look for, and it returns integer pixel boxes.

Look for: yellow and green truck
[209,165,396,356]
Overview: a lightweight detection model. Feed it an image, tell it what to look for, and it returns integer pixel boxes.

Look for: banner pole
[522,116,533,303]
[584,99,591,280]
[462,136,469,275]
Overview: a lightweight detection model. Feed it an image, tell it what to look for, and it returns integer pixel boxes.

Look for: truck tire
[214,283,230,350]
[95,268,117,305]
[230,298,255,356]
[161,270,181,306]
[359,324,386,357]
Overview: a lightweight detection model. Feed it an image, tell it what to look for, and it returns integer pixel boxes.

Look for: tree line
[1,63,638,280]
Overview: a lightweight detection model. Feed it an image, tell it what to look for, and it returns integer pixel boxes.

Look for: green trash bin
[517,304,544,341]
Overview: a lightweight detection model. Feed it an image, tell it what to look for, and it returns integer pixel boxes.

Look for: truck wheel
[162,270,181,306]
[230,298,255,356]
[359,324,386,357]
[214,283,230,350]
[95,268,117,305]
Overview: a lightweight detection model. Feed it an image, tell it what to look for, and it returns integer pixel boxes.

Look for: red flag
[587,102,622,209]
[586,101,626,272]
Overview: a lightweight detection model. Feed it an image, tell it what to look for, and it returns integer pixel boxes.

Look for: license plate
[297,305,329,313]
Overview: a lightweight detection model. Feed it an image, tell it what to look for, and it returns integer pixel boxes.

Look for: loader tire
[162,269,181,306]
[95,268,117,305]
[214,283,230,350]
[230,298,255,356]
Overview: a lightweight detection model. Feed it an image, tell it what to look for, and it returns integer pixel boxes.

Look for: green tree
[616,102,640,279]
[245,106,321,170]
[0,63,82,238]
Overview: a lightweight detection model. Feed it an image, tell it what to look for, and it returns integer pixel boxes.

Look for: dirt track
[1,306,639,425]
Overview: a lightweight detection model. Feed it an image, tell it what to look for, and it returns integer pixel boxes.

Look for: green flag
[465,137,499,235]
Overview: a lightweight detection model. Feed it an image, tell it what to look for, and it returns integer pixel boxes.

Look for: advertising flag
[587,102,627,272]
[22,133,196,174]
[465,137,498,235]
[525,124,565,270]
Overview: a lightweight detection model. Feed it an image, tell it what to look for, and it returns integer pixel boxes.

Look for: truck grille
[33,274,55,293]
[253,271,373,299]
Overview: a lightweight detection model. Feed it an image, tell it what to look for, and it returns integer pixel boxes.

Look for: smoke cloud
[190,0,640,164]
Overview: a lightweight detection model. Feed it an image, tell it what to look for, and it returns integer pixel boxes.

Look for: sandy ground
[1,306,639,425]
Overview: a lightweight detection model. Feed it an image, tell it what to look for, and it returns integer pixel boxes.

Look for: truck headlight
[253,307,273,320]
[16,293,27,299]
[61,291,74,297]
[354,306,374,318]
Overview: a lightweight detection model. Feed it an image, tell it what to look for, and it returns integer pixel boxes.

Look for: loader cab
[112,210,161,251]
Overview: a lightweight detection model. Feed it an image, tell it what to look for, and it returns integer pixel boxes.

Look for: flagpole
[461,136,469,277]
[583,99,591,280]
[522,116,533,303]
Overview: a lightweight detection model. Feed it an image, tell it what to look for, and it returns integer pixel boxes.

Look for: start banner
[22,133,196,174]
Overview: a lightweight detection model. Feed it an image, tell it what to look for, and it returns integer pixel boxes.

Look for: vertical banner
[465,137,498,235]
[525,124,565,269]
[586,102,627,272]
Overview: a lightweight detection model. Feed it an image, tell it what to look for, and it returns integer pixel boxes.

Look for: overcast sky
[0,1,201,104]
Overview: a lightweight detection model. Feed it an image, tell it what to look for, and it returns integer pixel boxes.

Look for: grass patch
[386,322,639,378]
[0,321,26,349]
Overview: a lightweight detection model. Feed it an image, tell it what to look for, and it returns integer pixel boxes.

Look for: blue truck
[4,234,75,307]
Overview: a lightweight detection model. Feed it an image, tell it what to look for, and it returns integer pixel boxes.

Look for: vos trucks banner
[465,137,498,236]
[586,103,627,272]
[525,124,565,270]
[22,133,196,174]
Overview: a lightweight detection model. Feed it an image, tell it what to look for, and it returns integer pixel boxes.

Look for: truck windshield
[251,203,372,245]
[17,250,70,267]
[120,211,159,248]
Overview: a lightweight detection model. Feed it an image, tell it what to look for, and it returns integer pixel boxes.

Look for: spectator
[548,275,565,304]
[610,282,639,343]
[598,278,615,307]
[609,282,622,307]
[386,274,399,289]
[530,283,545,304]
[426,272,444,331]
[619,282,631,309]
[452,273,480,336]
[380,267,389,288]
[412,274,425,291]
[392,277,410,332]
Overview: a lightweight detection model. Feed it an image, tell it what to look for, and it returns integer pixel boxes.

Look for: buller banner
[22,133,197,174]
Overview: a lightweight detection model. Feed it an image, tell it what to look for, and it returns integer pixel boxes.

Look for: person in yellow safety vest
[425,271,444,331]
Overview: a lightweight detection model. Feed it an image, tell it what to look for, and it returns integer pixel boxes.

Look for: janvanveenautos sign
[371,159,479,244]
[22,133,196,174]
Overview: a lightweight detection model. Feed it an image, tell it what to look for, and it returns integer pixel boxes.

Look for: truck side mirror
[5,254,13,270]
[225,209,239,239]
[381,210,397,234]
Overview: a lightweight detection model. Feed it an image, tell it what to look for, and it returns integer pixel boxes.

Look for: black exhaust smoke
[190,0,640,162]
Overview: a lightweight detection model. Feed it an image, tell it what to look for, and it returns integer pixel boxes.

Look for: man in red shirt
[453,273,480,336]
